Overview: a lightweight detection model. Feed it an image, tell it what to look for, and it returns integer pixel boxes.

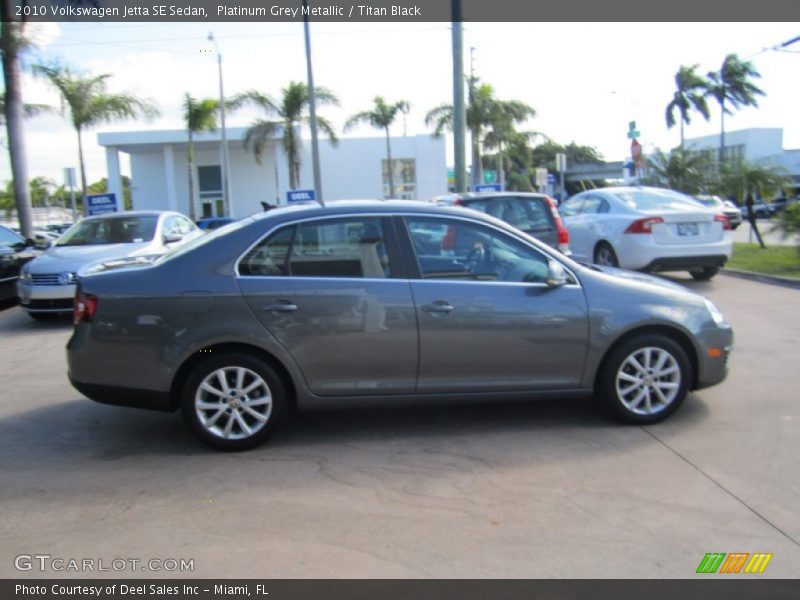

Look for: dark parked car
[0,225,40,303]
[432,192,571,255]
[68,201,732,450]
[196,217,236,230]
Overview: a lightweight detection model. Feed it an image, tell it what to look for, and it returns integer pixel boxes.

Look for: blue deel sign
[287,189,316,203]
[474,183,502,193]
[85,193,118,216]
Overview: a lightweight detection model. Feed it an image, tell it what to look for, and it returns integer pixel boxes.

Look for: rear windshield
[694,196,723,208]
[57,216,158,246]
[615,189,704,211]
[465,197,554,233]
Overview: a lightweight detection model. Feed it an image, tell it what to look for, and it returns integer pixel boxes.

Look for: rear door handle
[263,301,298,313]
[421,301,454,314]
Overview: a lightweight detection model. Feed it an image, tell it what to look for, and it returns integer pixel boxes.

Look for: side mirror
[164,233,183,244]
[546,260,568,288]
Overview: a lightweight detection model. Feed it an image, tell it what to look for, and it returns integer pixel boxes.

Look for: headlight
[19,269,32,282]
[704,298,727,327]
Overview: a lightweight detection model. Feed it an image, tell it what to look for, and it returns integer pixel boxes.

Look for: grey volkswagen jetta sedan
[67,201,732,450]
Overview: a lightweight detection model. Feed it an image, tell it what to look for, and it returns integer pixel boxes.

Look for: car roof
[81,210,178,221]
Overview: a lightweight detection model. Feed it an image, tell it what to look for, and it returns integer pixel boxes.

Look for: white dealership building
[98,128,447,218]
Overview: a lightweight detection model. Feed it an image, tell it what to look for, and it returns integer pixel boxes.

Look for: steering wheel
[464,245,485,273]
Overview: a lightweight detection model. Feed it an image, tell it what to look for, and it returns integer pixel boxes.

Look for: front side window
[240,217,392,279]
[405,217,550,283]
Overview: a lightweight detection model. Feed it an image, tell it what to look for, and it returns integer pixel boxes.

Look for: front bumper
[694,326,733,390]
[17,280,76,313]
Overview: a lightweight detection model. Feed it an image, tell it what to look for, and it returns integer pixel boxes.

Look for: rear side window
[240,217,393,279]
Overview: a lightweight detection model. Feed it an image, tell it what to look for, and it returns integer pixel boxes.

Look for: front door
[238,216,417,396]
[402,216,589,394]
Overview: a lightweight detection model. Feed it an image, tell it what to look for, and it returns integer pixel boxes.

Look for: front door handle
[263,301,298,313]
[421,301,454,314]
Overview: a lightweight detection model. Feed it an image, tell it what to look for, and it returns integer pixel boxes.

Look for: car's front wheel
[181,353,287,451]
[597,334,691,424]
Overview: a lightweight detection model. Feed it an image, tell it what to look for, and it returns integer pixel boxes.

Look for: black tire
[593,242,619,267]
[181,352,287,451]
[689,266,719,281]
[597,334,691,425]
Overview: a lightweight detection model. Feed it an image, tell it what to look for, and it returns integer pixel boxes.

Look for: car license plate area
[677,222,699,236]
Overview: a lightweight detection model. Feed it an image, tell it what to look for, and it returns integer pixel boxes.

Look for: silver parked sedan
[67,201,733,450]
[18,211,202,319]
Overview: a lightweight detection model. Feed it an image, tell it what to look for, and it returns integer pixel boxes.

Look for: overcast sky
[4,21,799,187]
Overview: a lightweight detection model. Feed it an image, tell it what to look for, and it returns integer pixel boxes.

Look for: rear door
[400,215,589,394]
[237,216,418,396]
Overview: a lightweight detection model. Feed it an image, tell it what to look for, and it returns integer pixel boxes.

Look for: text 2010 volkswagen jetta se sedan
[67,201,732,450]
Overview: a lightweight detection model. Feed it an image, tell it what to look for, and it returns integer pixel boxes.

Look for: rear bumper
[642,255,728,272]
[69,376,174,412]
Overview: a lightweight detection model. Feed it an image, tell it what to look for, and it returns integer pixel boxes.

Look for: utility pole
[303,0,325,206]
[451,0,467,193]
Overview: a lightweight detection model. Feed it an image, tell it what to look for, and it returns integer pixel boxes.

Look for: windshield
[57,216,158,246]
[155,217,253,264]
[615,189,705,212]
[0,226,25,247]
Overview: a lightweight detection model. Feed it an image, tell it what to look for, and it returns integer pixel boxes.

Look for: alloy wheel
[194,366,273,440]
[615,346,681,415]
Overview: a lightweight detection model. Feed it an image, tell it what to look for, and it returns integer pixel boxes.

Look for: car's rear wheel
[181,353,287,451]
[689,266,719,281]
[593,242,619,267]
[597,334,690,424]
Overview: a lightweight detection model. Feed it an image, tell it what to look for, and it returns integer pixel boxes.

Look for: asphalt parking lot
[1,273,798,578]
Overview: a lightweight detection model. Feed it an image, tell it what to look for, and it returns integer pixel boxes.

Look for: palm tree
[0,92,52,124]
[183,94,219,220]
[706,54,765,162]
[483,100,537,189]
[426,79,534,188]
[33,63,159,197]
[344,97,410,199]
[1,15,34,237]
[232,81,338,191]
[665,65,710,150]
[643,148,716,195]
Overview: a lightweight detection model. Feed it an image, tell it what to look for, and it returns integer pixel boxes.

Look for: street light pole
[451,0,467,193]
[208,32,233,218]
[302,0,324,206]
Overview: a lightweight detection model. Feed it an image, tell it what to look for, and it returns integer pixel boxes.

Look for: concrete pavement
[1,273,798,578]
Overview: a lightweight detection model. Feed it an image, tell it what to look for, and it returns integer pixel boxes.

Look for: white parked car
[18,211,202,319]
[560,186,732,281]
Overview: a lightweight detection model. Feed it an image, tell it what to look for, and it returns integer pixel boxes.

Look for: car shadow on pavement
[0,393,711,465]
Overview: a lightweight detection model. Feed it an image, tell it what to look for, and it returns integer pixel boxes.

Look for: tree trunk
[498,142,505,190]
[1,19,33,238]
[187,131,196,221]
[471,128,482,189]
[718,100,726,164]
[77,127,88,200]
[286,126,299,190]
[679,118,684,151]
[385,126,394,199]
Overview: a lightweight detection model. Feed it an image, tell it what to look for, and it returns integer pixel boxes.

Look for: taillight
[453,198,463,206]
[545,196,571,253]
[74,292,98,325]
[624,216,665,234]
[715,213,731,230]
